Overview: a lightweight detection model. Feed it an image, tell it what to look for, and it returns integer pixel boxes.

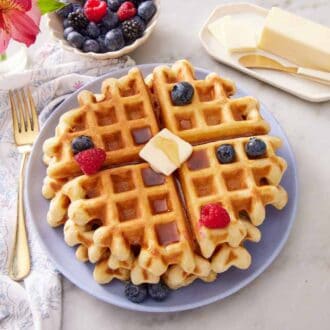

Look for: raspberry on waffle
[179,135,287,259]
[42,67,159,198]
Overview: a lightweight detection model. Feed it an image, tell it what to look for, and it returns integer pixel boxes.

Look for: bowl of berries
[46,0,159,59]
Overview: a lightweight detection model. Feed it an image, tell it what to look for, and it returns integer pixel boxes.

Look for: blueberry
[71,136,94,155]
[63,18,71,28]
[67,31,85,49]
[138,1,156,23]
[245,137,267,158]
[72,3,82,13]
[124,283,147,303]
[171,82,194,106]
[97,36,108,53]
[101,11,119,30]
[83,39,100,53]
[64,27,74,39]
[107,0,125,11]
[216,144,236,164]
[57,4,74,19]
[86,22,100,39]
[132,0,149,6]
[104,28,125,51]
[148,282,170,301]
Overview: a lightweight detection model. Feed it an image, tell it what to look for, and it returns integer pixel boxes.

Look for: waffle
[148,60,270,143]
[179,135,287,258]
[47,163,198,277]
[42,67,159,197]
[43,61,289,292]
[64,218,213,288]
[163,255,216,289]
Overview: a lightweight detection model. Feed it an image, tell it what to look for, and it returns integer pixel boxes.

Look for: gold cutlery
[239,54,330,85]
[8,88,39,281]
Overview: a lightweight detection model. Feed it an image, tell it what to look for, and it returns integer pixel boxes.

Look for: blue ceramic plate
[25,64,298,312]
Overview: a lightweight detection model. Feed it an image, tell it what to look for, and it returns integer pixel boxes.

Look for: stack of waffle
[43,60,288,289]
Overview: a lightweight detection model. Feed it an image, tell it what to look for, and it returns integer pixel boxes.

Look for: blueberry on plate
[67,31,85,49]
[125,283,148,303]
[64,27,74,39]
[83,39,100,53]
[148,282,170,301]
[138,1,156,23]
[86,22,100,39]
[104,28,125,51]
[245,137,267,158]
[107,0,125,11]
[71,136,94,155]
[171,82,194,106]
[216,144,235,164]
[101,11,119,30]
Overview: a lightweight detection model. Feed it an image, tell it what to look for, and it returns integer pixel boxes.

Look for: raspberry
[117,1,136,21]
[84,0,107,22]
[199,203,230,229]
[74,148,106,175]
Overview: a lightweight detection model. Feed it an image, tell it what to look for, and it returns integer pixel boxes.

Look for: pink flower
[0,0,41,53]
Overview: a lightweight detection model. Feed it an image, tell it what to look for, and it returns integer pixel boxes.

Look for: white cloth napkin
[0,43,135,330]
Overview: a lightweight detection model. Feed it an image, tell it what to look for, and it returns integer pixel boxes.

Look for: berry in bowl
[46,0,159,59]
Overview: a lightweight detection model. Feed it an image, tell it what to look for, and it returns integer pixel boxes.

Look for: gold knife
[239,54,330,86]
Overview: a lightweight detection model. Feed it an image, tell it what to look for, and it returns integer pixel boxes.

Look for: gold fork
[8,88,39,281]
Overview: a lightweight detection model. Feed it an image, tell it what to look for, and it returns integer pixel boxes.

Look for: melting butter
[153,136,180,167]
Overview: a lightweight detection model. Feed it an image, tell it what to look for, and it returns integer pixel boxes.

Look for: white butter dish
[199,2,330,103]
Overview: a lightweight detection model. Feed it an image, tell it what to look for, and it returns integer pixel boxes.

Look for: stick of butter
[139,129,192,176]
[258,7,330,72]
[208,15,258,53]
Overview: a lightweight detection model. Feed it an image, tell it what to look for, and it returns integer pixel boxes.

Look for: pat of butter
[208,15,257,53]
[258,7,330,72]
[139,129,192,176]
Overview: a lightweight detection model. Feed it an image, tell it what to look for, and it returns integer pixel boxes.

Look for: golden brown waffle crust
[148,60,270,143]
[42,60,289,288]
[43,67,159,181]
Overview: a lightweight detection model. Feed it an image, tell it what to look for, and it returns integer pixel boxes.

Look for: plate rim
[25,63,298,312]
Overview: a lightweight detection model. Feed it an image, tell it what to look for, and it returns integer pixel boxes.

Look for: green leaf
[0,53,7,62]
[37,0,67,15]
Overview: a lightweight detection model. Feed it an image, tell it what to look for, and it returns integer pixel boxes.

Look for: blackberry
[67,10,89,31]
[121,16,145,43]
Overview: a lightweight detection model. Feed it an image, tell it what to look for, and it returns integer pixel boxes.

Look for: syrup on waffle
[148,60,270,143]
[43,61,289,291]
[42,67,159,196]
[179,135,287,258]
[47,163,198,277]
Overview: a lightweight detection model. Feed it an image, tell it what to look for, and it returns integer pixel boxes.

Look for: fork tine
[14,90,27,132]
[9,90,20,134]
[27,88,39,132]
[20,89,32,132]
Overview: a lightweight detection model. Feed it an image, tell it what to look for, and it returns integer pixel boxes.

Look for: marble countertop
[32,1,330,329]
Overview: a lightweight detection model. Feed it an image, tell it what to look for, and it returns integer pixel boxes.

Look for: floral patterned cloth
[0,44,134,330]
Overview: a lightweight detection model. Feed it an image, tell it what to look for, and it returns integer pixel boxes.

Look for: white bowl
[46,0,160,59]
